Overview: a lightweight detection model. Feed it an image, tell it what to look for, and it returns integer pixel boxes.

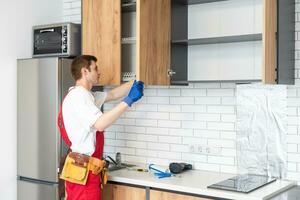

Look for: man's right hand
[123,80,144,107]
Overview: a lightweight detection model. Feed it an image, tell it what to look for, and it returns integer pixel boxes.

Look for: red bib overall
[58,101,104,200]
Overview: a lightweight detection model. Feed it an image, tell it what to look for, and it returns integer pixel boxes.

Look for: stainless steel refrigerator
[17,57,74,200]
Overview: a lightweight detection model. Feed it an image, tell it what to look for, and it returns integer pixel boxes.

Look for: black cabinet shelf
[172,33,262,45]
[122,2,136,12]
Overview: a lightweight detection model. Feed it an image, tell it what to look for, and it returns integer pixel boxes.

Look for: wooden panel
[82,0,121,85]
[150,190,212,200]
[102,184,113,200]
[137,0,171,85]
[102,184,146,200]
[262,0,277,84]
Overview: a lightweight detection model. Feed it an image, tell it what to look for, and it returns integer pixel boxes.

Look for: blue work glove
[123,80,144,107]
[133,80,144,91]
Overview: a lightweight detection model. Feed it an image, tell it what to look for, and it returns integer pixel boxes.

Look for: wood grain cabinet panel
[102,184,146,200]
[150,190,213,200]
[82,0,121,85]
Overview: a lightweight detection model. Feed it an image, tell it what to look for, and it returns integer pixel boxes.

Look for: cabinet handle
[167,69,176,77]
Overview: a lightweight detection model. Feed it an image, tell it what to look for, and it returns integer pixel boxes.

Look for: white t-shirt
[62,86,107,156]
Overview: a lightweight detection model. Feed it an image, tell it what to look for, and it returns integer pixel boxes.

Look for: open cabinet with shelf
[171,0,294,84]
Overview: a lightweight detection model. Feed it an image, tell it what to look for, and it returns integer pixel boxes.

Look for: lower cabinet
[150,190,212,200]
[102,184,146,200]
[102,183,213,200]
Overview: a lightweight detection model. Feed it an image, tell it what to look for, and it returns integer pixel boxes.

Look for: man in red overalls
[58,55,144,200]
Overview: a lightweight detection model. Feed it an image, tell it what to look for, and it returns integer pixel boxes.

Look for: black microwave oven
[33,23,81,57]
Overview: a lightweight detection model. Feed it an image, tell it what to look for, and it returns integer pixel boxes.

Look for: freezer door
[18,179,58,200]
[17,58,61,182]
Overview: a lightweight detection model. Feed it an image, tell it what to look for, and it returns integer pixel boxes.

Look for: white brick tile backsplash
[147,97,169,104]
[170,144,190,152]
[170,113,194,121]
[148,142,170,151]
[208,156,235,165]
[182,105,206,113]
[125,155,147,164]
[144,89,157,96]
[207,122,235,131]
[194,129,220,138]
[157,89,180,96]
[194,162,220,171]
[147,158,170,166]
[137,134,158,142]
[181,89,206,96]
[136,119,157,127]
[182,137,207,145]
[207,106,235,114]
[288,153,300,162]
[115,147,135,155]
[158,105,181,112]
[287,144,298,153]
[105,139,126,147]
[146,127,169,135]
[66,0,300,182]
[170,97,194,104]
[125,126,146,134]
[182,153,207,162]
[135,104,158,111]
[126,141,147,149]
[194,113,220,121]
[136,149,158,157]
[158,120,181,128]
[182,121,206,129]
[158,151,182,160]
[221,114,236,122]
[221,97,237,105]
[105,131,116,139]
[116,132,137,140]
[159,136,182,144]
[288,163,297,171]
[207,89,234,97]
[169,128,193,136]
[220,131,236,139]
[194,82,220,88]
[195,97,221,105]
[208,139,235,148]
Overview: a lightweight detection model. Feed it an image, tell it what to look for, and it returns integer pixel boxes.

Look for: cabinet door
[150,190,212,200]
[82,0,121,85]
[137,0,171,85]
[102,184,146,200]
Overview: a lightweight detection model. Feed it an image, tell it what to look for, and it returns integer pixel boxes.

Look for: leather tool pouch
[60,153,89,185]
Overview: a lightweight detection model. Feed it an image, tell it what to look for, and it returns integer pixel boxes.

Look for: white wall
[0,0,62,199]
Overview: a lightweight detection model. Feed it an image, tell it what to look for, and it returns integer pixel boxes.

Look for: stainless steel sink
[108,163,136,171]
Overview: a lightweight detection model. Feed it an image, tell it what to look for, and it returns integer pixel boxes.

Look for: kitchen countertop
[107,165,296,200]
[269,186,300,200]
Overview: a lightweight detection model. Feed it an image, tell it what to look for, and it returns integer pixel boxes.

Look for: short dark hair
[71,55,97,81]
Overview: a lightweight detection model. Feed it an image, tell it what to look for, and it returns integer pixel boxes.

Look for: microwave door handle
[40,29,55,33]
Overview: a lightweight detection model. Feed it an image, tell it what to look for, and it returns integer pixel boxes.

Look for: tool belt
[60,152,108,186]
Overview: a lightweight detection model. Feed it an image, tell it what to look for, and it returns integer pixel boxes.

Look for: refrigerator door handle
[18,176,58,186]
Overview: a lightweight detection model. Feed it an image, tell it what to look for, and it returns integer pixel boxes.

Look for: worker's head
[71,55,100,84]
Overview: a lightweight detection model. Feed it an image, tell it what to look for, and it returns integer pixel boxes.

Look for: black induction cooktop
[207,174,276,193]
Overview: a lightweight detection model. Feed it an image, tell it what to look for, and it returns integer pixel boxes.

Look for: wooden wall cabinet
[82,0,171,86]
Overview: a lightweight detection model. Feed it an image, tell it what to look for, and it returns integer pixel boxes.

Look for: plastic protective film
[236,84,287,178]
